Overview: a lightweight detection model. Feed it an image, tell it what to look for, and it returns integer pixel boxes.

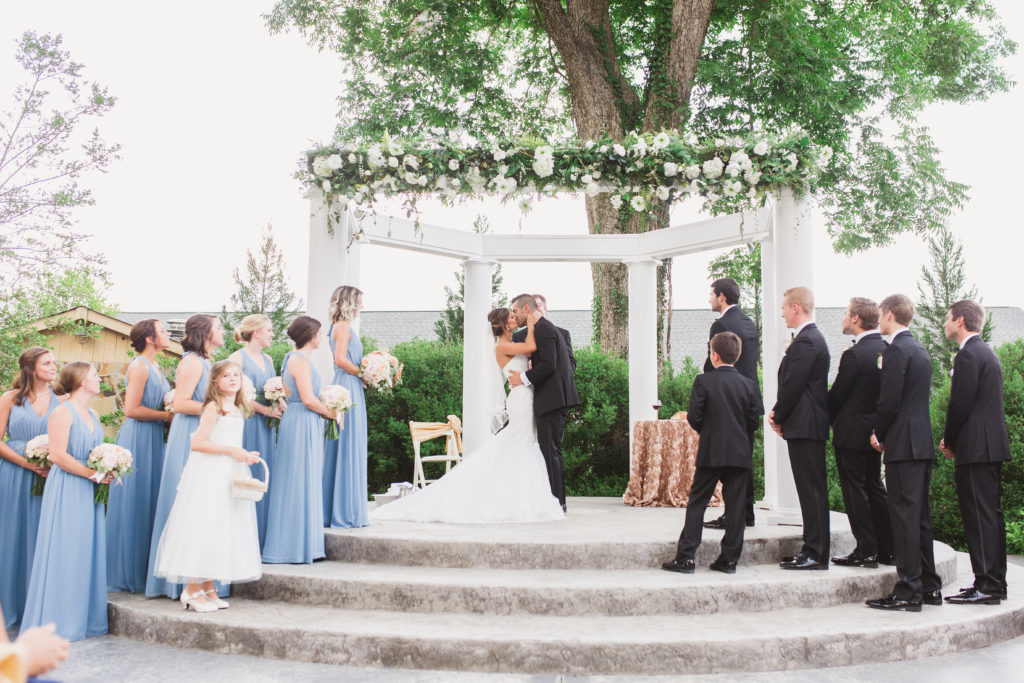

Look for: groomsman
[940,300,1010,605]
[702,278,761,531]
[662,332,763,574]
[866,294,942,612]
[768,287,831,570]
[827,298,893,568]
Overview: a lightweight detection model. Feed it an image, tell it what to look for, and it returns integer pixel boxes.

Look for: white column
[462,258,495,452]
[306,191,360,382]
[625,258,661,461]
[761,186,812,520]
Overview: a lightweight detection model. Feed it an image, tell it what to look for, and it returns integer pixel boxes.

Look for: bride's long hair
[488,308,511,339]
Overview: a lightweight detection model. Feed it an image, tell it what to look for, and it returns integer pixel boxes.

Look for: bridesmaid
[145,314,226,599]
[0,348,60,630]
[262,316,337,564]
[106,320,173,593]
[323,285,369,529]
[21,362,110,641]
[229,314,282,548]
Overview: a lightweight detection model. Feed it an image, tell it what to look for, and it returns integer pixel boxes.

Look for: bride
[370,307,565,524]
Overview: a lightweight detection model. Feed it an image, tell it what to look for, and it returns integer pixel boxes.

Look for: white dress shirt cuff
[520,373,531,387]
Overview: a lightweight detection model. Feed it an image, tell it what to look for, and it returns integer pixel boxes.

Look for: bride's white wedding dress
[370,354,565,524]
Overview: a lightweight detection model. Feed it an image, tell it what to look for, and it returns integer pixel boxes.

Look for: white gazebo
[304,186,812,518]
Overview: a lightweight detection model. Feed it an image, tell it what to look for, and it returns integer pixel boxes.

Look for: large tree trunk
[533,0,716,356]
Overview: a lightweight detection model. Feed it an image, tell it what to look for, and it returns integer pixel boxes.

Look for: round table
[623,418,723,507]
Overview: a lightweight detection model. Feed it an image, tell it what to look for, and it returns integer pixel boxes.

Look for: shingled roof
[121,307,1024,379]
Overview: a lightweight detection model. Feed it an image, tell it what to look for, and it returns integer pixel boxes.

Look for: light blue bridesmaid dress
[238,350,277,548]
[322,323,369,528]
[106,357,169,593]
[144,352,227,599]
[262,351,325,564]
[0,389,59,630]
[21,405,107,641]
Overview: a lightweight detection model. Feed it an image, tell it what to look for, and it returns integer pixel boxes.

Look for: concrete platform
[107,498,1024,676]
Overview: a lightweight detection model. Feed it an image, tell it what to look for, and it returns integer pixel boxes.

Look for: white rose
[366,145,384,169]
[404,171,418,184]
[744,169,761,185]
[731,151,751,169]
[581,174,593,184]
[327,154,342,170]
[388,156,399,168]
[613,143,626,156]
[584,182,601,197]
[348,153,357,164]
[610,194,623,209]
[656,186,670,201]
[685,165,700,179]
[312,156,331,177]
[418,174,428,186]
[753,141,769,156]
[592,170,602,179]
[630,195,646,211]
[725,163,741,177]
[663,162,678,177]
[448,159,460,171]
[652,132,671,150]
[746,187,758,199]
[702,157,724,179]
[786,152,799,170]
[451,178,461,188]
[632,137,648,157]
[492,147,507,162]
[532,158,554,178]
[435,175,448,189]
[714,138,725,148]
[600,145,610,153]
[402,154,419,170]
[706,191,720,204]
[585,140,596,150]
[321,180,331,192]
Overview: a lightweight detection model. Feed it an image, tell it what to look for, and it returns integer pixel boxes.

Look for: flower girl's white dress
[155,408,261,584]
[371,354,564,524]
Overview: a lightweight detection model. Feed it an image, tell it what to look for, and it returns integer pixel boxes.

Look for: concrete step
[235,543,958,616]
[107,562,1024,676]
[326,499,858,569]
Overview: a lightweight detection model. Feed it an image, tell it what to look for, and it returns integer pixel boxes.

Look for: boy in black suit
[941,300,1011,605]
[828,297,893,567]
[662,332,763,574]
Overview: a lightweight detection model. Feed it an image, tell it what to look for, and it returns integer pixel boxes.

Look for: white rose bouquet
[163,389,175,413]
[87,443,133,505]
[319,384,353,440]
[24,434,51,496]
[360,350,403,395]
[262,376,287,428]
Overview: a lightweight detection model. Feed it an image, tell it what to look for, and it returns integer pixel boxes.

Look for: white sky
[2,1,1023,314]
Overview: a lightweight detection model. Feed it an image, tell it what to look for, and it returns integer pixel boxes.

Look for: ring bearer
[662,332,763,574]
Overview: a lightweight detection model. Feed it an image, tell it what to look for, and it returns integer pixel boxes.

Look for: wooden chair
[409,415,463,488]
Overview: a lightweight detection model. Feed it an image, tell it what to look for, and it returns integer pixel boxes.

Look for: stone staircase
[107,498,1024,675]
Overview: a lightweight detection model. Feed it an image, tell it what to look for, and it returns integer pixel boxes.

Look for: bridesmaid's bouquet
[360,350,403,395]
[319,384,353,440]
[241,376,256,418]
[163,389,175,413]
[262,376,287,429]
[24,435,51,496]
[87,443,133,505]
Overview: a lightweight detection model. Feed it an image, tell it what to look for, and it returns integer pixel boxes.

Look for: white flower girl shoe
[205,589,230,609]
[180,590,218,613]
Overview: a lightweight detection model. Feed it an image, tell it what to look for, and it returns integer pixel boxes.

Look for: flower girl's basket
[231,457,269,502]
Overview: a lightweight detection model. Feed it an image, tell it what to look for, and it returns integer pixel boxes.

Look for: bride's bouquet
[360,350,403,395]
[319,384,353,440]
[261,376,287,429]
[87,443,133,505]
[24,434,51,496]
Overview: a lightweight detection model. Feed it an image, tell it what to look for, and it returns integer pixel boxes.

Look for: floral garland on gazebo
[301,128,830,222]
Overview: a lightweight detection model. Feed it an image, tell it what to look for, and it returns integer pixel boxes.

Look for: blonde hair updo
[234,314,272,343]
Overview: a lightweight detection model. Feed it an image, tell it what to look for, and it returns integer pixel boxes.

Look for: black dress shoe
[922,590,942,606]
[709,558,737,574]
[662,557,695,574]
[780,553,798,563]
[831,552,879,568]
[958,585,1007,600]
[945,587,1001,605]
[561,504,567,513]
[781,553,828,570]
[877,554,896,566]
[865,594,922,612]
[703,515,727,530]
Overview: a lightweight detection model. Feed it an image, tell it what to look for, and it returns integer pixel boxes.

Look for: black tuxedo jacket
[944,336,1011,465]
[513,323,576,372]
[874,330,934,463]
[828,332,887,450]
[687,366,762,469]
[772,323,830,441]
[703,306,761,399]
[518,317,579,416]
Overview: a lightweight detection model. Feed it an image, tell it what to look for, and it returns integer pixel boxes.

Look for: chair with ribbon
[409,415,463,489]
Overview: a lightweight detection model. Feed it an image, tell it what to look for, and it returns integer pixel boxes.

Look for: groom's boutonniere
[876,352,883,370]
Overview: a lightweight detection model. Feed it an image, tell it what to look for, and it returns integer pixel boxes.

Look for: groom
[508,293,579,511]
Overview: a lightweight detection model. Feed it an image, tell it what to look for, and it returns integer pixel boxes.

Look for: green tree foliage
[268,0,1014,355]
[221,224,303,342]
[707,242,762,354]
[434,217,507,343]
[915,222,994,383]
[0,32,120,284]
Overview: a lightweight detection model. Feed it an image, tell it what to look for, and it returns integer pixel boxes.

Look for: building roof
[121,307,1024,379]
[31,307,184,356]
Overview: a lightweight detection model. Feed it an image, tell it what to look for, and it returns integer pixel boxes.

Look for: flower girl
[153,361,261,612]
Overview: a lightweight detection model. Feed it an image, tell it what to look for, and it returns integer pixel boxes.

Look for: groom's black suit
[513,317,579,507]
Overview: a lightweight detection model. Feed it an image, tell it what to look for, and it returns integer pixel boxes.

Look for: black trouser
[885,460,941,602]
[835,447,893,558]
[786,439,830,561]
[955,462,1007,594]
[715,434,756,526]
[536,408,567,507]
[676,466,751,564]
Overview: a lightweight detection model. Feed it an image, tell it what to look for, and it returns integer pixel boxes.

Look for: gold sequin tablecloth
[623,419,723,507]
